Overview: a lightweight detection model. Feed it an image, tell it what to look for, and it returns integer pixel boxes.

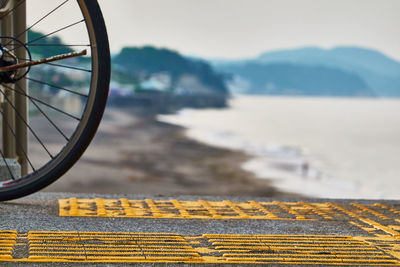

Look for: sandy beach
[44,107,293,197]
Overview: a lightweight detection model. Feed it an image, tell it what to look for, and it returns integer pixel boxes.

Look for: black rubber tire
[0,0,110,201]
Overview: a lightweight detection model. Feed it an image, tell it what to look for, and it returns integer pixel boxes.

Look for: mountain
[215,46,400,97]
[113,46,228,95]
[221,62,372,96]
[258,47,400,77]
[258,47,400,97]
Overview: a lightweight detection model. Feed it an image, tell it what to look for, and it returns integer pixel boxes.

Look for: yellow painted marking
[327,203,400,238]
[0,231,17,260]
[223,200,250,219]
[59,199,328,220]
[170,200,190,218]
[120,198,135,217]
[198,200,223,219]
[248,201,278,219]
[352,203,391,220]
[349,220,378,235]
[67,197,79,217]
[53,198,400,264]
[0,231,399,264]
[375,203,400,215]
[375,203,400,224]
[145,199,162,218]
[204,234,400,265]
[195,247,217,254]
[95,198,106,217]
[23,231,202,263]
[272,201,306,219]
[57,197,400,240]
[299,201,333,219]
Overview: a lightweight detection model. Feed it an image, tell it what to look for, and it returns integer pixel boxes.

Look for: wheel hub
[0,36,31,84]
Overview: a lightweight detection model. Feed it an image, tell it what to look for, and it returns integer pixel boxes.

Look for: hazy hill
[258,47,400,77]
[113,46,228,95]
[258,47,400,96]
[26,32,229,108]
[221,62,372,96]
[215,46,400,97]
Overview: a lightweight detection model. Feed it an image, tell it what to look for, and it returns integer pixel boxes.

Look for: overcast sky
[32,0,400,60]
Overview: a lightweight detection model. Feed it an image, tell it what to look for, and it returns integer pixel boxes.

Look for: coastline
[158,96,400,200]
[45,107,296,198]
[158,107,358,199]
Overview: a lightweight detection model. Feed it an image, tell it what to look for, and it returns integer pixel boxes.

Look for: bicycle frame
[0,0,28,175]
[0,0,12,13]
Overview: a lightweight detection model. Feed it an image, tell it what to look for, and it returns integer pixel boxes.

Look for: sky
[32,0,400,60]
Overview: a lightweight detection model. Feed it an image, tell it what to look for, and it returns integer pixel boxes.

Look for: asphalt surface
[0,192,399,266]
[0,193,368,235]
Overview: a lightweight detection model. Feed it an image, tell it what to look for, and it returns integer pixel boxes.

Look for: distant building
[175,74,213,95]
[109,80,135,96]
[140,72,172,91]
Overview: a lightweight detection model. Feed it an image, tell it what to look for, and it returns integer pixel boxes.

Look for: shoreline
[158,107,354,199]
[159,110,318,198]
[45,107,298,198]
[158,96,400,200]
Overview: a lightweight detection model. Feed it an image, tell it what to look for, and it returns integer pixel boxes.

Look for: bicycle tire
[0,0,110,201]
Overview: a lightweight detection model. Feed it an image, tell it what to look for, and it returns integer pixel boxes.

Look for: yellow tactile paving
[27,232,202,263]
[59,198,400,222]
[0,232,399,264]
[53,198,400,264]
[204,234,399,265]
[2,199,400,264]
[359,236,400,262]
[0,231,17,260]
[326,202,400,238]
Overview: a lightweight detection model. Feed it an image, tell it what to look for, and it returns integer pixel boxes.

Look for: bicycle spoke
[2,84,81,121]
[9,19,85,53]
[27,44,91,47]
[6,44,91,47]
[25,77,88,98]
[0,0,110,200]
[15,83,69,142]
[7,0,69,46]
[0,106,35,171]
[0,87,53,159]
[0,149,15,180]
[15,57,92,72]
[44,62,92,73]
[27,20,85,45]
[12,57,29,62]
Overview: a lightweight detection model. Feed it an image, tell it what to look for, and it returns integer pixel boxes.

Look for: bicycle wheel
[0,0,110,201]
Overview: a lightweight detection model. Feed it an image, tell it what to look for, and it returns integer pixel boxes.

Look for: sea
[158,96,400,199]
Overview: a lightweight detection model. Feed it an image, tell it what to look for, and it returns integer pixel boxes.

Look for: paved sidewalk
[0,192,400,266]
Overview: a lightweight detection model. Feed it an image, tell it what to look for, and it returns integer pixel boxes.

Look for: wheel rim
[0,0,109,198]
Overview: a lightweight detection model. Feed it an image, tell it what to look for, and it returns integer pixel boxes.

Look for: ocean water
[158,96,400,199]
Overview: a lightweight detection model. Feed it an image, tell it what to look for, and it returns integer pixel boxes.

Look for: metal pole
[13,0,28,175]
[1,4,16,159]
